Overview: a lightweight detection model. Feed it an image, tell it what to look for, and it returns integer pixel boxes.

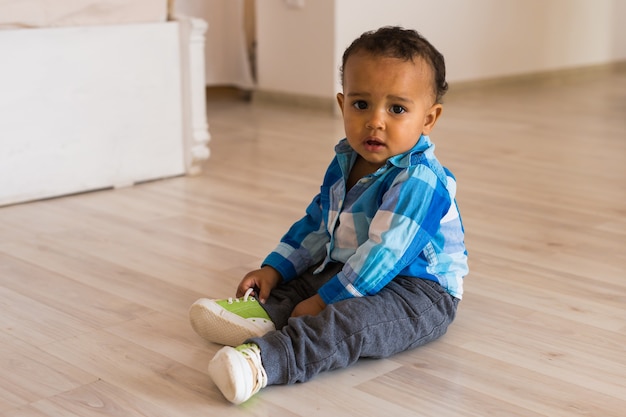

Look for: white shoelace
[226,288,255,304]
[238,344,268,392]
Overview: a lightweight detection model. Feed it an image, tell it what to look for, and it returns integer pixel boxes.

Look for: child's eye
[390,105,406,114]
[352,100,368,110]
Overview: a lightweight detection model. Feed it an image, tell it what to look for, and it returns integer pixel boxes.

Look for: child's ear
[422,103,443,135]
[336,93,345,115]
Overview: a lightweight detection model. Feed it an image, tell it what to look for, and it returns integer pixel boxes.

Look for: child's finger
[258,285,271,304]
[236,279,254,297]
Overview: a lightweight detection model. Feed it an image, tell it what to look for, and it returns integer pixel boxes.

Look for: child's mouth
[364,139,385,151]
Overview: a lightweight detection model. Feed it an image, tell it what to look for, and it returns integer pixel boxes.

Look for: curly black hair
[340,26,448,103]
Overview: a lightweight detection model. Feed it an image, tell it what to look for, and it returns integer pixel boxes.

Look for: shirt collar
[335,135,434,169]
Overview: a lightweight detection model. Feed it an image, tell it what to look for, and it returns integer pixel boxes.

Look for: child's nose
[365,110,385,130]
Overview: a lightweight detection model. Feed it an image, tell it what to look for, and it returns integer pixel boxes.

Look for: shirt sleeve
[318,165,452,304]
[262,192,330,282]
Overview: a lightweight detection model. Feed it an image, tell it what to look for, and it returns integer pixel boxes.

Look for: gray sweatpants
[248,262,460,385]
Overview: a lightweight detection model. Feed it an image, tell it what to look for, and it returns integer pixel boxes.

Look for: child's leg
[250,276,459,385]
[260,262,344,329]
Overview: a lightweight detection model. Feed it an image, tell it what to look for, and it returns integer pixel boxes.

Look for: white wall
[256,0,626,101]
[334,0,626,89]
[256,0,335,98]
[175,0,254,89]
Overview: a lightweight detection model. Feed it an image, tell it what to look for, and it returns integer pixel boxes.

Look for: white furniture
[0,5,210,206]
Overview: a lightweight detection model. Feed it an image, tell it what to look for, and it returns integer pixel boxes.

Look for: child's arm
[262,193,330,281]
[262,156,342,282]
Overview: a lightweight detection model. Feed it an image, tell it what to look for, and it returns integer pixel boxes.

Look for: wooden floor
[1,67,625,416]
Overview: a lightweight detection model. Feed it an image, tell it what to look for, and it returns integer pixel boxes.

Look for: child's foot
[189,288,275,346]
[208,343,267,404]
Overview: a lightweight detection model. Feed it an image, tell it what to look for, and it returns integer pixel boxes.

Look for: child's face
[337,52,442,169]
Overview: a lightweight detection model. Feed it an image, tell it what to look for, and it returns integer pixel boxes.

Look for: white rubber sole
[208,347,254,404]
[189,298,275,346]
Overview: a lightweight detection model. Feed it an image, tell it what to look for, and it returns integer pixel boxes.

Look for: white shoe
[189,288,275,346]
[208,343,267,405]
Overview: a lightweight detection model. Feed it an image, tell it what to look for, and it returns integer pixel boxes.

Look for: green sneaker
[208,343,267,404]
[189,288,275,346]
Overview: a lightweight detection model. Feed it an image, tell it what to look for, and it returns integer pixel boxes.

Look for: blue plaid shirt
[263,135,468,303]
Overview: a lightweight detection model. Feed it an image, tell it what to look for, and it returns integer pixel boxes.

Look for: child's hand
[237,266,281,303]
[291,294,327,318]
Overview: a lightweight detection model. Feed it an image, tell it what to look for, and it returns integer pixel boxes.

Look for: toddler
[190,26,468,405]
